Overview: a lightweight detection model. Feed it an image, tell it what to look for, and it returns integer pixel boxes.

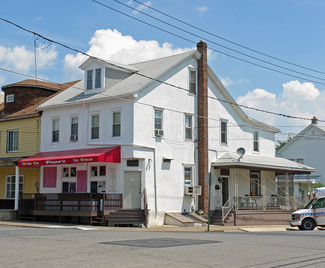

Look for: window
[52,119,59,142]
[95,68,101,88]
[189,69,196,94]
[185,114,193,140]
[6,94,14,103]
[7,130,18,152]
[91,166,106,176]
[296,158,304,164]
[86,70,93,90]
[70,117,78,141]
[6,175,23,199]
[112,111,121,137]
[63,167,77,177]
[86,68,102,90]
[250,171,261,196]
[253,131,259,152]
[62,182,76,193]
[221,120,227,145]
[184,167,192,185]
[91,115,99,139]
[127,160,139,166]
[154,109,163,131]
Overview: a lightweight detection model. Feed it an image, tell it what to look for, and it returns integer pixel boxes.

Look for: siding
[0,116,41,157]
[0,166,39,198]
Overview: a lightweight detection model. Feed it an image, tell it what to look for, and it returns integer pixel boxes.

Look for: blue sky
[1,0,325,140]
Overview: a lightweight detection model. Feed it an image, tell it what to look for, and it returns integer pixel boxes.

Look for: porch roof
[212,152,316,174]
[17,146,120,167]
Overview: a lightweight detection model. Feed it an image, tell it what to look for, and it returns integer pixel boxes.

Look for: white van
[291,187,325,230]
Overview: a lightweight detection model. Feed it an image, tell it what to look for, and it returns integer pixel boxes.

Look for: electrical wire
[132,0,325,76]
[90,0,325,86]
[107,0,325,83]
[1,17,325,124]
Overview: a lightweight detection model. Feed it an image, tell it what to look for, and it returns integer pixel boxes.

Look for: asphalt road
[1,226,325,268]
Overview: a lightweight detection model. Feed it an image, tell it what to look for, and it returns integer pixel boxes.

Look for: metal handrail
[222,196,233,224]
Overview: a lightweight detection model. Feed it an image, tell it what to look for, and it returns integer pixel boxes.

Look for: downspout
[153,148,157,218]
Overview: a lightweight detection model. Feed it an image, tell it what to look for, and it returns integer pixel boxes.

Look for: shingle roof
[212,152,316,174]
[38,50,199,109]
[0,80,80,120]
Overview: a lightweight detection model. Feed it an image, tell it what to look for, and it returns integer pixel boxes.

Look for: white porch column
[285,172,289,210]
[15,165,19,210]
[234,168,238,211]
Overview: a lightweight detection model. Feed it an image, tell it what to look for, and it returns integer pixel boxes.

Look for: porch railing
[222,196,232,224]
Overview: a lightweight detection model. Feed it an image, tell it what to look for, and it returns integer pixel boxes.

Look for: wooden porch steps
[210,210,235,226]
[104,209,145,227]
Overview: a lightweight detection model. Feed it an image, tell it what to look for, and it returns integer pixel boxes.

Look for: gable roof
[276,123,325,154]
[36,51,278,133]
[38,50,200,109]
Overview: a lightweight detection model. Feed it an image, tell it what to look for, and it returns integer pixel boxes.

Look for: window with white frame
[184,166,192,186]
[63,167,77,177]
[95,68,101,89]
[221,120,227,145]
[6,175,23,199]
[86,68,102,90]
[52,119,59,143]
[154,109,163,137]
[86,70,93,90]
[189,68,196,94]
[253,131,259,152]
[250,171,261,196]
[91,114,99,139]
[6,94,14,103]
[7,130,18,152]
[91,166,106,177]
[62,182,76,193]
[112,111,121,137]
[185,114,193,140]
[70,117,78,141]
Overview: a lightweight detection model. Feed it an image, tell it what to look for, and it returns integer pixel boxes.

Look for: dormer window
[86,70,93,90]
[86,68,103,91]
[6,94,14,103]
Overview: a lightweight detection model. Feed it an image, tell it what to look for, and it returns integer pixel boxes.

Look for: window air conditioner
[184,185,202,196]
[155,129,164,137]
[70,134,78,142]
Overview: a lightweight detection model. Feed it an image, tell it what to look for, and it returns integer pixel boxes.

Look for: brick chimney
[197,40,209,215]
[311,116,318,125]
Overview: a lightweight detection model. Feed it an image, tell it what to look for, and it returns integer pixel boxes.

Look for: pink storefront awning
[18,146,121,167]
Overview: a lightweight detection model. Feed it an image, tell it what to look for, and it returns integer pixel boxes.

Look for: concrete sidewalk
[0,220,299,232]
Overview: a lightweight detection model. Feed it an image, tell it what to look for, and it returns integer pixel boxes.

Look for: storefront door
[124,171,141,209]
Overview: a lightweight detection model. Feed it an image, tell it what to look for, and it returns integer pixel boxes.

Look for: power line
[0,17,324,123]
[132,0,325,76]
[107,0,325,83]
[91,0,325,86]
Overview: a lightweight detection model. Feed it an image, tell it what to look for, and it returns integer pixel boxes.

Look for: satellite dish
[236,147,245,161]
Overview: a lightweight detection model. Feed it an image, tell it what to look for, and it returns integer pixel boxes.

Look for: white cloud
[63,28,190,81]
[236,80,324,133]
[221,77,250,87]
[195,6,208,15]
[0,45,57,73]
[132,1,152,14]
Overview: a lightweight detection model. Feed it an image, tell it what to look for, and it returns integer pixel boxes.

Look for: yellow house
[0,79,78,208]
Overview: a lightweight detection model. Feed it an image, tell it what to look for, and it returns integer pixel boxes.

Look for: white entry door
[124,171,141,209]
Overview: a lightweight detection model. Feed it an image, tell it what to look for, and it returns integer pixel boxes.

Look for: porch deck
[18,192,148,227]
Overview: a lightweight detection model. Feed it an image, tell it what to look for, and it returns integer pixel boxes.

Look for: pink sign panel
[77,170,87,192]
[43,167,57,188]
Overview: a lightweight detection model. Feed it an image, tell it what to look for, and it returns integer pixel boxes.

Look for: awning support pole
[15,165,19,210]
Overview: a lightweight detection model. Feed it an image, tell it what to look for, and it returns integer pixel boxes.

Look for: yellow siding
[0,166,40,198]
[0,116,41,157]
